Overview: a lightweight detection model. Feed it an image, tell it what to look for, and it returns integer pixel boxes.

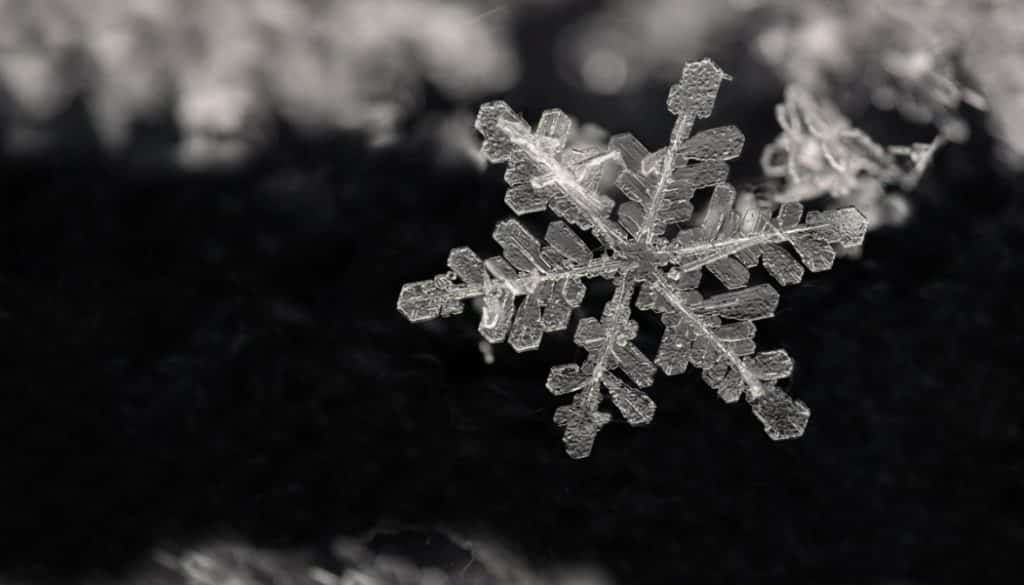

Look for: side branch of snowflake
[398,59,867,458]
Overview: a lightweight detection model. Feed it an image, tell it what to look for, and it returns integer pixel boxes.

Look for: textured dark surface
[1,11,1023,585]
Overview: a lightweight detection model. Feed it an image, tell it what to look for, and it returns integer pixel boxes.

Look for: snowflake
[398,59,868,458]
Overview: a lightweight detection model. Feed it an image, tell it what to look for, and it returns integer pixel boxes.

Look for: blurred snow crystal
[0,0,518,165]
[755,0,1024,167]
[759,86,940,231]
[398,60,867,458]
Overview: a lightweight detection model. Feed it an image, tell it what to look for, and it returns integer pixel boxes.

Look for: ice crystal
[760,86,941,230]
[398,60,867,458]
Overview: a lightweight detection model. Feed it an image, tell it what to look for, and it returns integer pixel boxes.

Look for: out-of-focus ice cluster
[559,0,1023,168]
[755,0,1024,167]
[0,0,518,166]
[756,86,940,232]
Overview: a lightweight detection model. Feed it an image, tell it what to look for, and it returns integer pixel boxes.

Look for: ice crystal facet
[398,59,867,458]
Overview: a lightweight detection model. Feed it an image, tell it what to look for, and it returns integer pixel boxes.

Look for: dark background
[1,3,1021,584]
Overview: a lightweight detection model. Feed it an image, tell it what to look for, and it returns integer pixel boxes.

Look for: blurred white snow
[752,0,1024,167]
[0,0,519,166]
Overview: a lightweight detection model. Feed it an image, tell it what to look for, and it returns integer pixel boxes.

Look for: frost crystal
[398,60,867,458]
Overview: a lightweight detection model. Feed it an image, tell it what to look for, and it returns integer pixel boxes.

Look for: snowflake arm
[475,101,630,249]
[669,185,868,287]
[397,221,630,351]
[547,271,657,459]
[639,272,810,440]
[609,60,744,246]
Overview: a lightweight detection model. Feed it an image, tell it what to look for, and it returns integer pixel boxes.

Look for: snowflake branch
[496,118,631,249]
[650,271,767,399]
[586,270,639,394]
[639,112,697,244]
[397,254,631,324]
[669,221,834,273]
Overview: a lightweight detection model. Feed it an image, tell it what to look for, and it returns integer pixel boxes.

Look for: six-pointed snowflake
[398,59,867,458]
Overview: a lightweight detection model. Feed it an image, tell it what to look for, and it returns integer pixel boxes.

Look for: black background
[1,4,1021,584]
